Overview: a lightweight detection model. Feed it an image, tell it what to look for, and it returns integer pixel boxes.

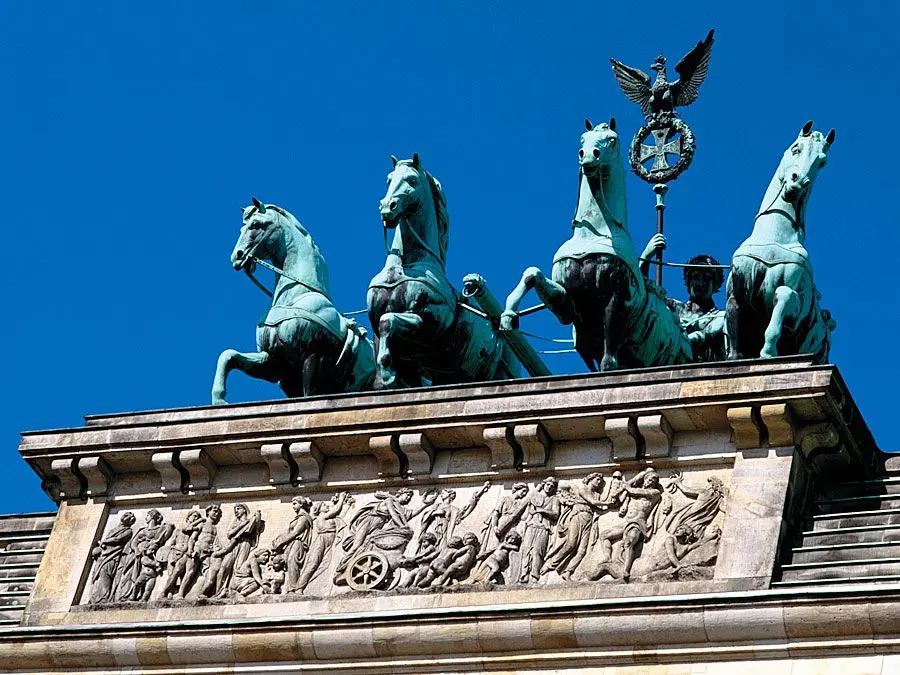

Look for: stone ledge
[19,359,868,497]
[4,586,900,671]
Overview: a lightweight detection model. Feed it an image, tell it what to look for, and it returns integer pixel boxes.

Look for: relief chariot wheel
[346,550,391,591]
[628,117,696,184]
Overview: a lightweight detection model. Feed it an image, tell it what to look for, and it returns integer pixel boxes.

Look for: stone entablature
[1,356,885,673]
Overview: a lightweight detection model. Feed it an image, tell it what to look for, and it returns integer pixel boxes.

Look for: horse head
[777,120,835,205]
[233,198,284,272]
[579,117,620,177]
[379,153,449,266]
[575,118,628,231]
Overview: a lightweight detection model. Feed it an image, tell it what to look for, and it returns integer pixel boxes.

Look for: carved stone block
[369,435,402,476]
[397,433,435,475]
[727,406,762,450]
[514,423,551,467]
[48,457,82,501]
[637,414,673,458]
[79,455,114,498]
[288,441,324,483]
[760,403,795,448]
[151,451,182,493]
[797,421,841,458]
[606,417,638,461]
[180,449,216,491]
[261,443,292,486]
[483,425,517,470]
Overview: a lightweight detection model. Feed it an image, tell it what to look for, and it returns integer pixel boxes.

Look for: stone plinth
[0,356,890,674]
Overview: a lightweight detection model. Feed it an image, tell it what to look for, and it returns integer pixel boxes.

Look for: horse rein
[754,177,802,230]
[382,213,445,268]
[238,217,333,302]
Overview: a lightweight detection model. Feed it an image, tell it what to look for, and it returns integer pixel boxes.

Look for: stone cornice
[20,358,873,498]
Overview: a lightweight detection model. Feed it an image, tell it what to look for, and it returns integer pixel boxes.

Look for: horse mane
[425,170,450,265]
[396,159,450,266]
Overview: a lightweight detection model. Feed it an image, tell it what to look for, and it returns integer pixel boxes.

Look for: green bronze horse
[212,201,375,404]
[726,121,836,362]
[501,119,691,371]
[367,154,518,389]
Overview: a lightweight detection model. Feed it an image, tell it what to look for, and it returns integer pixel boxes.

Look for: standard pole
[653,183,669,286]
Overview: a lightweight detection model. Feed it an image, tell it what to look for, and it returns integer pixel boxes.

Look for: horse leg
[211,349,280,404]
[301,353,331,397]
[375,311,424,389]
[761,286,800,358]
[600,290,625,371]
[725,271,748,360]
[501,267,573,330]
[598,266,629,372]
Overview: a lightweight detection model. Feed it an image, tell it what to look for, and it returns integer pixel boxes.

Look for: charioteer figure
[640,234,726,363]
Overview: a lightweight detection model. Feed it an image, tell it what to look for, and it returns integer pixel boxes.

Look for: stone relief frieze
[83,469,727,606]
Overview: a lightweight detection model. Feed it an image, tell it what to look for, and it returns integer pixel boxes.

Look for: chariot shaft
[462,274,551,377]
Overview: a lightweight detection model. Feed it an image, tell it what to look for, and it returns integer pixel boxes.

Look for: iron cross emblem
[639,128,681,171]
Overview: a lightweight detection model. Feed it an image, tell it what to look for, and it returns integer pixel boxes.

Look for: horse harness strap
[248,255,333,302]
[755,208,800,229]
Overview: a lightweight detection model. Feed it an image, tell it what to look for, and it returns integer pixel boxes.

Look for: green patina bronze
[367,155,519,389]
[212,201,375,404]
[501,119,692,371]
[726,121,836,363]
[641,239,728,363]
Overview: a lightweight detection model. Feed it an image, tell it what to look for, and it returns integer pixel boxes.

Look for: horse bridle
[239,214,332,301]
[754,176,803,230]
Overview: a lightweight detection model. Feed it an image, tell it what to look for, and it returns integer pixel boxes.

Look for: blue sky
[1,2,897,512]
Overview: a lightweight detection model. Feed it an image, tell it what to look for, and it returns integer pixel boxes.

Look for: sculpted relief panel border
[82,468,727,606]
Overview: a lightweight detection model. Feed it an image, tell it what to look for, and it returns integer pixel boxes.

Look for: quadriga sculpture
[212,201,375,404]
[501,119,691,370]
[726,121,836,362]
[368,154,518,388]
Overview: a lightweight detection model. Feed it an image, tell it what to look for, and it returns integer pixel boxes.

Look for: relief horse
[368,154,518,389]
[212,200,375,404]
[501,119,691,371]
[726,121,836,362]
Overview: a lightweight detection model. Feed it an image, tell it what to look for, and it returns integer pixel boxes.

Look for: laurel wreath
[628,118,696,184]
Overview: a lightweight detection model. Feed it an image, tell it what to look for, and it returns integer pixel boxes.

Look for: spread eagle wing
[609,58,653,117]
[672,29,714,108]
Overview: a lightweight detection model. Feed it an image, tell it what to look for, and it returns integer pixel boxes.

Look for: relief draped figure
[541,473,610,580]
[293,492,352,593]
[271,496,313,593]
[112,510,174,602]
[89,511,136,604]
[517,477,561,584]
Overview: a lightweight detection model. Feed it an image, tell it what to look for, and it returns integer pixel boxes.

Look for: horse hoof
[211,394,228,406]
[599,355,619,371]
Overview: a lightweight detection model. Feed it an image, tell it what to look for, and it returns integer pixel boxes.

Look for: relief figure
[89,511,136,604]
[294,492,352,593]
[470,531,522,585]
[231,548,271,597]
[271,496,313,593]
[541,473,609,579]
[211,504,263,597]
[517,477,560,584]
[161,510,204,599]
[478,482,529,556]
[113,509,174,602]
[586,468,666,581]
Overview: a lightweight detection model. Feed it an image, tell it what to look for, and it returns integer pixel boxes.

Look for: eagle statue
[610,29,714,120]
